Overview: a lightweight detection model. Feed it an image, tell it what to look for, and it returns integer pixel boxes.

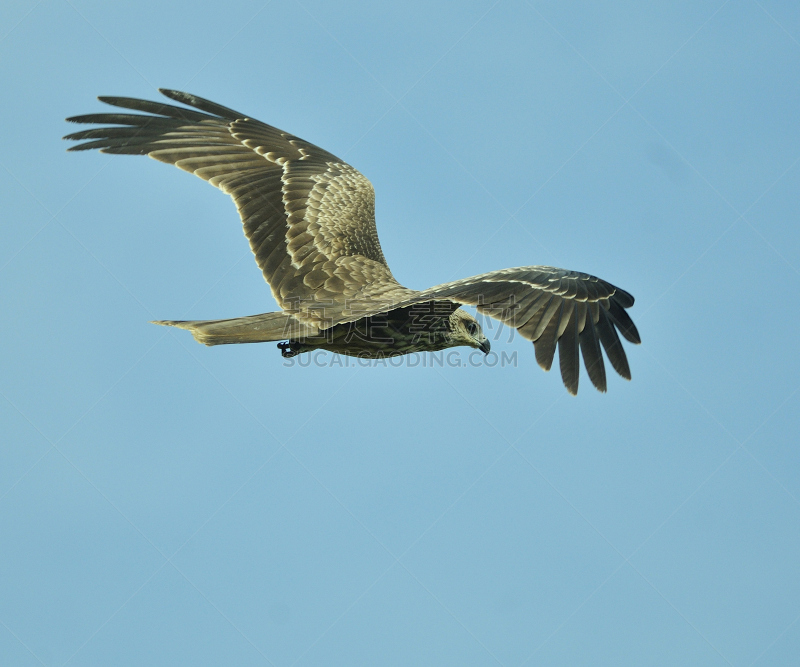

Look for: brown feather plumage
[65,89,640,394]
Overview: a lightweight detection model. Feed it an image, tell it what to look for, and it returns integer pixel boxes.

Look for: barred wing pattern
[65,90,640,394]
[64,89,413,327]
[396,267,640,394]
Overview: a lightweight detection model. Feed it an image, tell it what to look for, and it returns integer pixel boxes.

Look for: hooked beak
[479,338,491,355]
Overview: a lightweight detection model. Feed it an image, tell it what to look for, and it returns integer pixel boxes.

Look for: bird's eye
[467,322,478,336]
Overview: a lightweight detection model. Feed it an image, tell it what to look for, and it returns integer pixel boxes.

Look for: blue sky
[2,0,800,665]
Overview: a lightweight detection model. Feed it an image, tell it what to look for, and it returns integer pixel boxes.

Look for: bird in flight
[65,89,640,395]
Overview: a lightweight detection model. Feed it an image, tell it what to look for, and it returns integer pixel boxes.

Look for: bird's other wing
[394,266,640,395]
[64,89,413,328]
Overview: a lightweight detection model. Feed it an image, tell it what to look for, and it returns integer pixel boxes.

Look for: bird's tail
[151,312,319,346]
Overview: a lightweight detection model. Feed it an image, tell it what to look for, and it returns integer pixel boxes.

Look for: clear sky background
[2,0,800,665]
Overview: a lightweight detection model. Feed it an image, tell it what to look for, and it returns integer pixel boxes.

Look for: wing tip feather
[614,288,635,308]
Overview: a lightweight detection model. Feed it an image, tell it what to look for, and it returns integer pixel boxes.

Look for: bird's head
[449,308,491,354]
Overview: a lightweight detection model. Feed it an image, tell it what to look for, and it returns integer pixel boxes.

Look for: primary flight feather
[65,89,640,395]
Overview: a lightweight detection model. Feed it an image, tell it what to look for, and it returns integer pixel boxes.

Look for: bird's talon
[278,341,300,358]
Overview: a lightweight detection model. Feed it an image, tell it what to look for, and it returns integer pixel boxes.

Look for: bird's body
[65,89,640,394]
[277,306,489,359]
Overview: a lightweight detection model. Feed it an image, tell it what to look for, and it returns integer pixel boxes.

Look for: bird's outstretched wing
[64,89,413,327]
[65,91,639,393]
[394,267,640,394]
